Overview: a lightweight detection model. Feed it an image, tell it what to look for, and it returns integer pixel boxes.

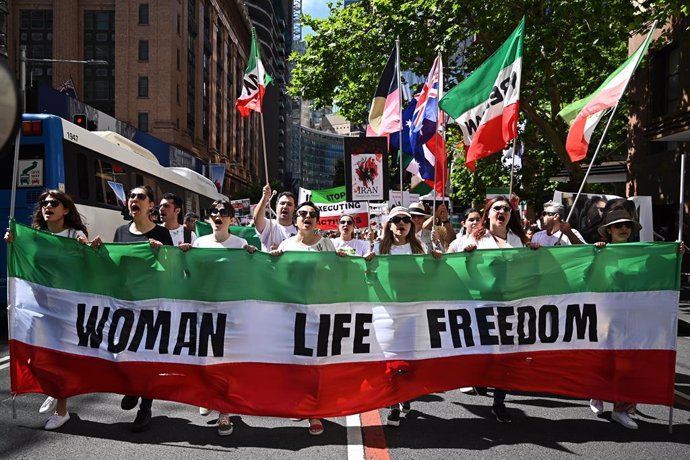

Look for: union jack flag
[58,78,78,99]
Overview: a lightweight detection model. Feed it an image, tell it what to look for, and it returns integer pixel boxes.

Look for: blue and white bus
[1,113,227,306]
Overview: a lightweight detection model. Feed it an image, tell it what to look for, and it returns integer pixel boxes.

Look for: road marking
[360,410,390,460]
[346,414,364,460]
[0,355,9,363]
[0,363,9,371]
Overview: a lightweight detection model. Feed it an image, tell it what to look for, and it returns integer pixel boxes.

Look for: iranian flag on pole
[439,18,523,169]
[236,28,272,117]
[558,23,656,162]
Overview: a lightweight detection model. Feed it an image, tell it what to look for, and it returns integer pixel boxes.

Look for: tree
[289,0,685,206]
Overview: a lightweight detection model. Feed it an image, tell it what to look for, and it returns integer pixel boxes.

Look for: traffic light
[73,114,87,128]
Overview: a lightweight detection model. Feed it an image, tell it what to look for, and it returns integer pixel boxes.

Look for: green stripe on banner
[195,221,260,248]
[7,221,681,303]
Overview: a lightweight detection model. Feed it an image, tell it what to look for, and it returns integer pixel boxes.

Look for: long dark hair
[470,195,527,245]
[379,218,425,254]
[32,190,88,236]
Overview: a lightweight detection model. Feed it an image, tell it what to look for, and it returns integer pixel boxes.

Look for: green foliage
[289,1,685,206]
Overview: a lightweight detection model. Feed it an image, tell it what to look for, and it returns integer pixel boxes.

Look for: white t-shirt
[166,225,197,246]
[447,234,471,253]
[470,230,524,249]
[193,233,247,249]
[531,229,585,246]
[278,235,336,252]
[373,241,428,255]
[258,219,297,252]
[333,237,370,256]
[54,228,86,240]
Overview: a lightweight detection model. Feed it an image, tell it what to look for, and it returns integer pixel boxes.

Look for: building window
[187,0,197,135]
[84,10,115,115]
[138,76,148,97]
[138,4,149,25]
[19,10,53,88]
[652,45,681,117]
[138,40,149,61]
[138,112,149,132]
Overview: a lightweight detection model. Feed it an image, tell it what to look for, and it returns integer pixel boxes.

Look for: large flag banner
[236,28,272,117]
[410,55,441,151]
[298,186,369,230]
[366,46,401,136]
[8,223,680,418]
[344,137,389,201]
[558,23,656,162]
[439,18,524,168]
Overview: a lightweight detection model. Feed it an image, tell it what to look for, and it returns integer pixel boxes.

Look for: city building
[627,15,689,241]
[0,0,7,59]
[244,0,292,189]
[299,124,344,190]
[4,0,269,197]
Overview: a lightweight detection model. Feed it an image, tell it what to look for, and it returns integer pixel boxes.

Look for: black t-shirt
[113,223,174,246]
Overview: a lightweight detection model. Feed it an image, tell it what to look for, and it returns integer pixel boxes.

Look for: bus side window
[76,153,90,200]
[94,159,120,207]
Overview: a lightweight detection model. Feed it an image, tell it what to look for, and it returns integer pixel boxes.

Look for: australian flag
[58,79,78,99]
[409,56,440,152]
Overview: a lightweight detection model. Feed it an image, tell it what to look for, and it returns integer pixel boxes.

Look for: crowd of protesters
[5,184,686,435]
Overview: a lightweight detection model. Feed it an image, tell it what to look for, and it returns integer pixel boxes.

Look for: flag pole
[508,139,517,199]
[396,37,404,205]
[432,51,442,221]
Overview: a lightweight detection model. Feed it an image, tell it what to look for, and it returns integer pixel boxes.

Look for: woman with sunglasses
[366,207,441,426]
[462,196,535,424]
[5,190,92,430]
[273,201,336,254]
[191,200,256,436]
[588,209,646,429]
[448,208,482,253]
[271,201,342,435]
[113,185,173,432]
[333,213,370,256]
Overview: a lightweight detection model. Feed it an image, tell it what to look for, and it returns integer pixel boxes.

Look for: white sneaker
[589,399,604,415]
[39,397,58,414]
[199,407,212,416]
[45,413,70,430]
[612,411,638,429]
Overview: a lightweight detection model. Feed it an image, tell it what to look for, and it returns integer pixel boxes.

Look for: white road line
[0,355,10,363]
[0,363,9,371]
[346,414,365,460]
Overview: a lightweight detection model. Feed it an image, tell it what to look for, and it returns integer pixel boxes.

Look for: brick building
[4,0,268,196]
[628,15,690,240]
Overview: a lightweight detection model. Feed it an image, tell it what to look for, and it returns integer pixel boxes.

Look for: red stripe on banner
[10,340,675,417]
[466,103,519,165]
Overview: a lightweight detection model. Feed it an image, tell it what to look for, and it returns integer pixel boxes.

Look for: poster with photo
[344,137,388,202]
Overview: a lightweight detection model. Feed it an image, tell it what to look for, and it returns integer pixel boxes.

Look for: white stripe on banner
[10,278,676,367]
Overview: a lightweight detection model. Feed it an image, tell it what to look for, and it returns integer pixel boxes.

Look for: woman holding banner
[462,195,536,424]
[332,213,370,256]
[367,206,441,427]
[447,208,482,253]
[5,190,92,430]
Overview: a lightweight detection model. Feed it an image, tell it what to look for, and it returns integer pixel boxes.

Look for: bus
[1,113,228,306]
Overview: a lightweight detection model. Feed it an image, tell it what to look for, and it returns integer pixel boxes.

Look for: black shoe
[476,387,488,396]
[401,401,411,413]
[121,395,139,411]
[492,404,512,424]
[387,408,401,427]
[132,408,152,432]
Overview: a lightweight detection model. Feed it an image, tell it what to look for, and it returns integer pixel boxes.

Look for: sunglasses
[129,192,148,200]
[297,210,318,218]
[541,211,556,217]
[41,199,62,208]
[339,219,354,225]
[492,205,512,213]
[390,216,412,224]
[611,222,633,229]
[209,208,230,217]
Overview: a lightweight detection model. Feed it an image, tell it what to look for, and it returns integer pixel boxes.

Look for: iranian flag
[559,23,656,162]
[7,223,679,416]
[236,28,272,117]
[439,18,523,169]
